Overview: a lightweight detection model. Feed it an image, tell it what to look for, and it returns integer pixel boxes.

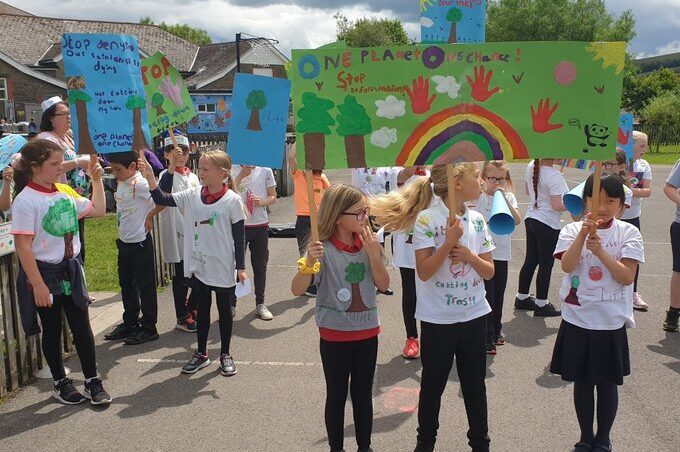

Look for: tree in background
[335,13,410,47]
[623,67,680,115]
[140,17,212,45]
[640,92,680,152]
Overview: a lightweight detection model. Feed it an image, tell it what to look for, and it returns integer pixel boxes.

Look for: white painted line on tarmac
[137,358,320,366]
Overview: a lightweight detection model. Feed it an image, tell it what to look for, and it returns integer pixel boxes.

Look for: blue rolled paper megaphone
[488,190,515,235]
[563,181,586,217]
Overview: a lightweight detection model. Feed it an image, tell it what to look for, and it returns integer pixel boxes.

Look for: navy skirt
[550,320,630,385]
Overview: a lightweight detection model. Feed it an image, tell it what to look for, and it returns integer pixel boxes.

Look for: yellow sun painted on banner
[420,0,435,13]
[585,42,626,75]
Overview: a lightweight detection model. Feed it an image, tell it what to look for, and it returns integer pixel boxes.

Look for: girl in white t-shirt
[550,172,644,452]
[409,163,495,452]
[516,159,568,316]
[10,139,111,405]
[231,164,277,320]
[621,131,652,311]
[470,161,521,355]
[371,166,432,359]
[141,150,247,378]
[146,134,201,332]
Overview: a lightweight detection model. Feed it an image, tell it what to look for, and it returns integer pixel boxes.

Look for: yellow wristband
[297,257,321,275]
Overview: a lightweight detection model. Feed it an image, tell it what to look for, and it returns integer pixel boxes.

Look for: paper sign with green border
[141,51,196,137]
[290,41,626,170]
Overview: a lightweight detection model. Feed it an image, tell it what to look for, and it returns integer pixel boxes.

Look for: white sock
[516,293,529,300]
[53,378,65,387]
[85,376,98,384]
[535,298,548,307]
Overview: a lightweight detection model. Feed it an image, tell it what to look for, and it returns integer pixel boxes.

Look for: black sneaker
[573,441,593,452]
[486,343,497,355]
[124,327,159,345]
[534,302,562,317]
[84,378,112,405]
[377,288,394,296]
[514,296,538,310]
[663,310,680,332]
[104,323,137,340]
[493,334,506,346]
[181,352,211,374]
[219,354,237,376]
[305,285,317,297]
[52,378,86,405]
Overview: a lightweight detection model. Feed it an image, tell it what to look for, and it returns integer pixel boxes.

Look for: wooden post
[590,161,603,224]
[446,164,457,222]
[305,169,320,265]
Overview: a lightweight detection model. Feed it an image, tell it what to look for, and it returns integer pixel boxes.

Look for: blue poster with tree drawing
[226,73,291,169]
[421,0,487,44]
[62,33,152,154]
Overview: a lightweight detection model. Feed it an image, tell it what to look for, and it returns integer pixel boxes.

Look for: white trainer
[256,304,274,320]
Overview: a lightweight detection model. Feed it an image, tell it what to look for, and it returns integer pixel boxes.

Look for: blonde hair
[200,150,236,192]
[371,163,477,232]
[481,160,515,193]
[317,184,365,242]
[633,130,647,143]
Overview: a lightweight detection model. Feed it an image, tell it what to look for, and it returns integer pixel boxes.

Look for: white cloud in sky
[370,127,397,148]
[375,95,406,119]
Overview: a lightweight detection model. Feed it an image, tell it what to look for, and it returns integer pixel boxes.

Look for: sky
[9,0,680,58]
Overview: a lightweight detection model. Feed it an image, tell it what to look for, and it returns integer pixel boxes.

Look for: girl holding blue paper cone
[516,159,568,317]
[470,161,521,355]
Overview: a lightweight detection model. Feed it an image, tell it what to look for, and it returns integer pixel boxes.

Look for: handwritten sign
[62,33,153,154]
[0,134,27,170]
[227,73,291,169]
[0,222,15,257]
[290,41,626,169]
[421,0,487,44]
[141,52,196,137]
[618,112,634,161]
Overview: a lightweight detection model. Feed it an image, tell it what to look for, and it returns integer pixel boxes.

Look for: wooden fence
[0,216,172,397]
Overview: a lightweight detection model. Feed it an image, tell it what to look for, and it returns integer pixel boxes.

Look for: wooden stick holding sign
[589,161,603,224]
[446,164,458,223]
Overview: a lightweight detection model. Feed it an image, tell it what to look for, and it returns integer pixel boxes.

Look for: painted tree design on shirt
[42,198,79,260]
[345,261,369,312]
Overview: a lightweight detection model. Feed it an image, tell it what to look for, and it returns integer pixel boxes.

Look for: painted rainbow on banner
[561,159,596,170]
[395,104,529,166]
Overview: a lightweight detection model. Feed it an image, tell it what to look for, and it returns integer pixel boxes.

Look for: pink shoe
[633,293,648,312]
[402,337,420,359]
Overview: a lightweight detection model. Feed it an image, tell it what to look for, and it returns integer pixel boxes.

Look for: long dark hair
[39,101,68,132]
[13,139,63,197]
[583,171,626,207]
[532,159,540,208]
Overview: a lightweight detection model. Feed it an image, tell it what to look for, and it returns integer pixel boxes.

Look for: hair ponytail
[370,176,433,232]
[532,159,540,208]
[12,139,62,198]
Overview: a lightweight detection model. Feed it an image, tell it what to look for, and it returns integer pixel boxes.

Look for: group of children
[5,127,678,452]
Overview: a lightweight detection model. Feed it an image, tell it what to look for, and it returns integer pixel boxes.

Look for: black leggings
[193,278,235,355]
[320,336,378,451]
[172,261,197,319]
[37,294,97,380]
[574,381,619,446]
[621,217,641,292]
[518,218,560,300]
[232,226,269,306]
[417,317,490,451]
[484,260,508,344]
[400,267,418,339]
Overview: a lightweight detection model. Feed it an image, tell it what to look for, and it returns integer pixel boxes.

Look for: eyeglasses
[602,162,619,169]
[341,207,370,222]
[53,112,71,117]
[485,176,507,184]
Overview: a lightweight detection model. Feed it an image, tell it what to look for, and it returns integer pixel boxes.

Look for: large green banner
[141,51,196,138]
[290,41,626,169]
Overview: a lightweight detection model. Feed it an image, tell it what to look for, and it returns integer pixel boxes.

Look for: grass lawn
[84,213,119,292]
[644,144,680,165]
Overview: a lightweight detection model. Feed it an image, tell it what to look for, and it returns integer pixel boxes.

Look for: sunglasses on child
[340,207,370,221]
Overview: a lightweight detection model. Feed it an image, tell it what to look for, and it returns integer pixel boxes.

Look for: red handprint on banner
[531,97,563,133]
[405,76,436,114]
[465,66,500,102]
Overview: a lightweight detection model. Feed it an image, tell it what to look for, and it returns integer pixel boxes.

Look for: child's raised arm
[86,156,106,218]
[585,231,638,286]
[0,166,13,211]
[359,224,389,292]
[560,221,593,273]
[291,241,323,296]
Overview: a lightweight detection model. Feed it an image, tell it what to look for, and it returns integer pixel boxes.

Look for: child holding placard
[141,150,246,377]
[409,163,495,452]
[291,184,389,452]
[471,161,521,355]
[621,131,652,311]
[146,131,200,332]
[231,162,277,320]
[11,139,111,405]
[516,159,568,316]
[551,172,644,452]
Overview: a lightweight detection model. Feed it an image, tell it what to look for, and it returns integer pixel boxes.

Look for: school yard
[0,163,678,451]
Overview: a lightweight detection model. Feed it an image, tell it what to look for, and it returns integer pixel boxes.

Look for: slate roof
[184,40,254,88]
[0,13,199,70]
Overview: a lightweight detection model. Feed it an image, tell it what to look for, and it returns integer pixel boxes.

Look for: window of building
[252,67,273,77]
[197,103,216,114]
